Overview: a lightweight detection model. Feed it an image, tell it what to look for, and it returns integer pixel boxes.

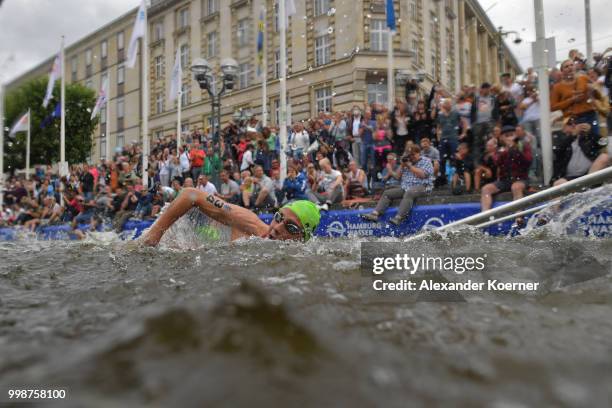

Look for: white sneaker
[317,203,329,211]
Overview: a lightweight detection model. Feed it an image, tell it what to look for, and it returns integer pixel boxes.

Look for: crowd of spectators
[1,47,611,232]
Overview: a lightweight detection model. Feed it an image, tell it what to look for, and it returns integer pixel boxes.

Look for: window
[116,133,124,149]
[315,87,332,113]
[431,54,437,76]
[117,64,125,84]
[273,2,279,32]
[86,80,93,89]
[117,31,124,50]
[181,83,189,106]
[155,56,164,79]
[410,1,417,22]
[156,93,163,114]
[207,31,217,58]
[180,44,189,69]
[85,49,92,66]
[430,12,438,40]
[101,40,108,59]
[181,123,190,135]
[273,98,280,125]
[117,98,125,118]
[274,50,280,78]
[100,137,106,159]
[239,63,250,89]
[178,8,189,29]
[315,34,331,66]
[412,39,419,65]
[100,106,107,124]
[367,83,388,105]
[314,0,330,16]
[205,0,219,15]
[101,72,108,89]
[153,21,164,42]
[71,56,78,77]
[237,18,249,47]
[370,19,387,52]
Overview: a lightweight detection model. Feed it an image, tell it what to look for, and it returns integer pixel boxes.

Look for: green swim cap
[282,200,321,241]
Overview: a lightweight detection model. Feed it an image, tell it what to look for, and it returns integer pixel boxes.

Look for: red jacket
[495,142,532,181]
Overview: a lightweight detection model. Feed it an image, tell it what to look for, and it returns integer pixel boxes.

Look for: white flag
[42,53,61,108]
[280,0,296,29]
[126,0,147,69]
[90,77,109,120]
[169,48,182,102]
[9,111,29,137]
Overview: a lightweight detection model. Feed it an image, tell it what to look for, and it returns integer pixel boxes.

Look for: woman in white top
[158,148,172,187]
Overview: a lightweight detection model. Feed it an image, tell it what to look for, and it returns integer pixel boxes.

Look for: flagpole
[142,5,149,189]
[387,29,394,111]
[0,83,4,213]
[60,36,66,177]
[261,6,268,127]
[177,90,182,150]
[26,109,31,180]
[279,0,288,181]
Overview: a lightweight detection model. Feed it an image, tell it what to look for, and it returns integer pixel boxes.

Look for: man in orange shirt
[551,59,600,135]
[189,140,206,180]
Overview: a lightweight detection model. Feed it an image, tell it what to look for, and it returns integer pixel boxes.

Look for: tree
[3,77,98,173]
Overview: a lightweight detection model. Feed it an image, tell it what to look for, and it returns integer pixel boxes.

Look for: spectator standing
[189,141,206,180]
[347,106,364,166]
[470,83,498,165]
[551,59,600,135]
[436,99,462,183]
[390,102,411,154]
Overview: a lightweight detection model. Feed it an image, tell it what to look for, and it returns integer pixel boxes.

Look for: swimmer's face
[265,208,304,241]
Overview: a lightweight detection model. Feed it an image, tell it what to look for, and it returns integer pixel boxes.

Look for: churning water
[1,187,611,407]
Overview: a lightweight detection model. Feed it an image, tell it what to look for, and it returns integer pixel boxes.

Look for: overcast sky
[1,0,611,84]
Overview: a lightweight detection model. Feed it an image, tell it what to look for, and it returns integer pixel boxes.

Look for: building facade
[7,0,521,164]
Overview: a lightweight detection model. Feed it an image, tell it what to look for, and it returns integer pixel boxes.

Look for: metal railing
[409,166,612,239]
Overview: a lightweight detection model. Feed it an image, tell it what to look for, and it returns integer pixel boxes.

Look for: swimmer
[142,188,320,245]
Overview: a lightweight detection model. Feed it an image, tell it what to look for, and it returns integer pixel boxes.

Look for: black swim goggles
[273,211,304,236]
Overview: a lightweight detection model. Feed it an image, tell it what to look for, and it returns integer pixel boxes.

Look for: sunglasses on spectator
[273,211,303,236]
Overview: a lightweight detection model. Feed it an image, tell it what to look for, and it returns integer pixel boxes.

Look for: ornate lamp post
[190,57,239,187]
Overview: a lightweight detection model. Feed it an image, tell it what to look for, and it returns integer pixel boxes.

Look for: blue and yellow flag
[386,0,396,31]
[257,9,264,76]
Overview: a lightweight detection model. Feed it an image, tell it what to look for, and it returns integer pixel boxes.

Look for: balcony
[173,26,191,39]
[150,38,165,49]
[200,11,219,24]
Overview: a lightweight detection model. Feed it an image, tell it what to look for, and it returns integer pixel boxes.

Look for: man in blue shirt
[362,145,434,226]
[282,166,308,201]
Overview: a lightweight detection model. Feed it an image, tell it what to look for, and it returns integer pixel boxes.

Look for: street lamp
[191,57,238,187]
[497,26,522,73]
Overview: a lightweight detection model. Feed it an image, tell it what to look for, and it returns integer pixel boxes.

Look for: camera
[401,156,410,163]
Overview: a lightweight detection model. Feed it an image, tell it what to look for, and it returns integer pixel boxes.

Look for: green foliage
[3,77,98,172]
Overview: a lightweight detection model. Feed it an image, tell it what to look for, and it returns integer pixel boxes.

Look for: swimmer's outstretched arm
[142,187,266,246]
